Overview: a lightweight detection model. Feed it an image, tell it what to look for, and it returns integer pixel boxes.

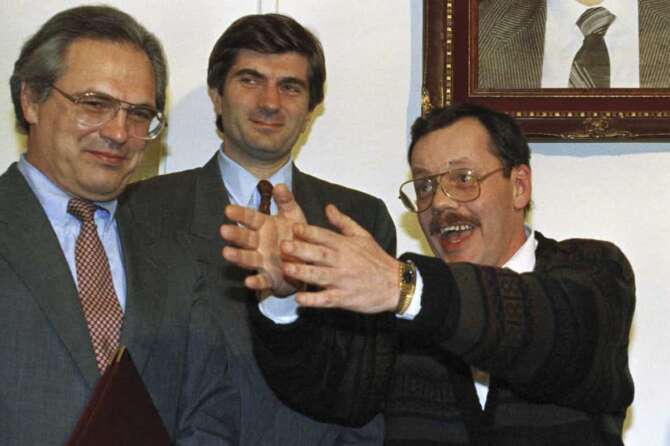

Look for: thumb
[274,184,306,222]
[325,204,368,237]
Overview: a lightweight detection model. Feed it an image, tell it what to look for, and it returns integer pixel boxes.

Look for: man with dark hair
[126,13,389,445]
[222,103,635,445]
[0,6,238,444]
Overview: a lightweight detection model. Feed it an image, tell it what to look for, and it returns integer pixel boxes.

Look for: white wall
[1,1,668,444]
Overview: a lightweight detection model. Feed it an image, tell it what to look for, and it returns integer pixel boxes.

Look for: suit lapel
[292,166,328,228]
[479,0,545,88]
[190,156,253,357]
[116,202,166,375]
[0,164,99,387]
[190,156,232,244]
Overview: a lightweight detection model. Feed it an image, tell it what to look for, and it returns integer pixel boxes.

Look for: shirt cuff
[395,268,423,320]
[258,294,299,324]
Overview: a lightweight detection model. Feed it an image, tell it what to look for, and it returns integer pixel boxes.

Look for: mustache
[429,211,480,235]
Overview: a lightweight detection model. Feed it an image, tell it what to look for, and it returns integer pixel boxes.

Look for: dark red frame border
[423,0,670,140]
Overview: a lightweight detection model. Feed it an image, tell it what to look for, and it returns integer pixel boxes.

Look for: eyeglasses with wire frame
[398,167,505,213]
[50,85,165,140]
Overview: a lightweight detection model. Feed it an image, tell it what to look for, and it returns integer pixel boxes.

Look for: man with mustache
[0,5,239,445]
[125,13,389,445]
[222,103,635,445]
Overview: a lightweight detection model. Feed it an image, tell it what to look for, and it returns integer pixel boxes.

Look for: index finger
[292,222,344,249]
[224,204,266,230]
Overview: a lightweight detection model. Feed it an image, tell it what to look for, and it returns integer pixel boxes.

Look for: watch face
[402,262,416,284]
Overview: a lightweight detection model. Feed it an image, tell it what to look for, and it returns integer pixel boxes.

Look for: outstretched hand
[220,184,306,297]
[281,204,402,314]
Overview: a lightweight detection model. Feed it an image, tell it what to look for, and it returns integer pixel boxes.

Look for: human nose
[98,108,129,144]
[430,180,459,212]
[258,84,281,111]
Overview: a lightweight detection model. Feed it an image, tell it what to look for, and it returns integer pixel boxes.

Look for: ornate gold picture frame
[422,0,670,140]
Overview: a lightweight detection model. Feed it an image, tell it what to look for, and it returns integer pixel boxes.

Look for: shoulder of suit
[479,0,544,40]
[296,170,385,206]
[121,167,203,206]
[535,231,631,276]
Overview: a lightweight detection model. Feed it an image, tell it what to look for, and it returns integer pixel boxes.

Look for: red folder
[66,346,171,445]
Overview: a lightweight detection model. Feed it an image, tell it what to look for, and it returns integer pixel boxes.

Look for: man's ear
[301,115,311,134]
[511,164,532,210]
[208,87,222,114]
[20,83,41,125]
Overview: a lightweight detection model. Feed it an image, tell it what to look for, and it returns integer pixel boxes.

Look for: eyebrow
[447,157,472,166]
[232,68,308,89]
[77,89,156,109]
[411,167,438,178]
[278,77,308,89]
[233,68,265,79]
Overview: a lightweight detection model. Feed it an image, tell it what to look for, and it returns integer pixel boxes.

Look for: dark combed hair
[408,103,531,177]
[10,5,167,133]
[207,13,326,115]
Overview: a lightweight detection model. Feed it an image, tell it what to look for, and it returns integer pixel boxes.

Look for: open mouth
[440,223,474,238]
[437,222,476,252]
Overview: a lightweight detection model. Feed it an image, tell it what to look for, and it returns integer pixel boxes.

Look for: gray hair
[10,5,167,133]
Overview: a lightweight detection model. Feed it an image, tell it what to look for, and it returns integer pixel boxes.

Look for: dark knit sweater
[250,232,635,445]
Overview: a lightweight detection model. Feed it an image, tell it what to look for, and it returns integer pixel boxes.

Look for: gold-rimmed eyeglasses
[398,167,505,213]
[50,85,165,140]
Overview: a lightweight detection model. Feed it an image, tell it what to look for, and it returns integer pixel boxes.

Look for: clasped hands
[219,184,401,314]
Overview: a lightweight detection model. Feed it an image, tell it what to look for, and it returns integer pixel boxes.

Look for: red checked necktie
[257,180,273,215]
[68,198,123,373]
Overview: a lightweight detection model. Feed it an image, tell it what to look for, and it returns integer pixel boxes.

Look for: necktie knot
[257,180,273,215]
[68,197,97,223]
[577,7,616,37]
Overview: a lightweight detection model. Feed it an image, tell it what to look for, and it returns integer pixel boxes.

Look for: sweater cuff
[246,299,312,354]
[396,253,460,342]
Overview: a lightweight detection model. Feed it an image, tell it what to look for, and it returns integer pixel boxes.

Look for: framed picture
[422,0,670,140]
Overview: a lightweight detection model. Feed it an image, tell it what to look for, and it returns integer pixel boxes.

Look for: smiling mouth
[87,150,127,166]
[435,222,477,252]
[251,119,283,128]
[440,224,475,238]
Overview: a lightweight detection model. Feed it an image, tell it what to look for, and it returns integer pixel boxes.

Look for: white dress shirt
[542,0,639,87]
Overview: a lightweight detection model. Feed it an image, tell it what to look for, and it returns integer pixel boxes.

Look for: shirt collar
[17,155,117,230]
[549,0,629,30]
[503,225,537,274]
[216,144,293,208]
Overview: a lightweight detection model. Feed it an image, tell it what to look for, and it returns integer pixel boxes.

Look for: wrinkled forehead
[58,38,156,104]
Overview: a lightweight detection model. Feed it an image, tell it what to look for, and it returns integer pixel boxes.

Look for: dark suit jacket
[250,232,635,445]
[0,163,239,445]
[478,0,670,88]
[124,155,396,445]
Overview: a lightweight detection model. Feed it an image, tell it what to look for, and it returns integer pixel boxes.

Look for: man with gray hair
[1,6,238,444]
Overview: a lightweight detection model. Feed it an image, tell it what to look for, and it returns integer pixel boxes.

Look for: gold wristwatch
[396,260,417,315]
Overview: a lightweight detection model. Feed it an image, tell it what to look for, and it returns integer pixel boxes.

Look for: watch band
[396,259,417,315]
